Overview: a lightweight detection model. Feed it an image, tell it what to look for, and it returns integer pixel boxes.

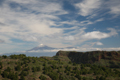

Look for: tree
[2,55,7,58]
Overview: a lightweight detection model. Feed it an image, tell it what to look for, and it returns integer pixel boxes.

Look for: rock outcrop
[56,50,120,67]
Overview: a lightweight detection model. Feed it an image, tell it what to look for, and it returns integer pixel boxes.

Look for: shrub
[96,76,99,80]
[69,61,72,64]
[5,67,11,72]
[20,75,26,80]
[0,62,3,69]
[8,72,18,80]
[75,74,82,80]
[23,67,30,71]
[2,71,8,78]
[15,65,21,71]
[36,66,41,71]
[32,67,37,72]
[83,77,87,80]
[39,75,47,80]
[73,62,76,66]
[48,72,59,80]
[99,76,106,80]
[65,65,71,71]
[20,71,28,76]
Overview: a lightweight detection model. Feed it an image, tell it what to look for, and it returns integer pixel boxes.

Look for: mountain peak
[38,44,45,47]
[27,44,56,51]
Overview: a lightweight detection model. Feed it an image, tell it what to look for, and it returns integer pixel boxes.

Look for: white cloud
[81,28,118,40]
[95,18,104,22]
[8,0,68,15]
[0,39,4,43]
[110,5,120,15]
[0,35,12,43]
[59,18,104,29]
[107,0,120,15]
[60,20,78,25]
[82,31,109,39]
[86,14,97,19]
[80,20,93,25]
[96,42,103,46]
[64,36,75,40]
[107,28,118,36]
[0,0,67,43]
[8,0,35,4]
[74,0,101,16]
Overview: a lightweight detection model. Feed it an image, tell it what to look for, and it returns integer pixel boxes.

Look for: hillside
[56,50,120,68]
[0,52,120,80]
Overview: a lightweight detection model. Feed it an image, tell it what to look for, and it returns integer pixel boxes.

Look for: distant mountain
[65,47,76,49]
[27,44,78,52]
[27,44,56,51]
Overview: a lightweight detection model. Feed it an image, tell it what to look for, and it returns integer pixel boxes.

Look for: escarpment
[56,50,120,67]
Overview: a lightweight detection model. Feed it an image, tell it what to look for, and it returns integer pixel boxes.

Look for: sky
[0,0,120,53]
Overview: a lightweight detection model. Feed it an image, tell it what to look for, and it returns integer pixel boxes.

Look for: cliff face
[56,51,120,67]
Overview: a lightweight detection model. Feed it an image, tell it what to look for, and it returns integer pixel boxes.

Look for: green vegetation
[0,53,119,80]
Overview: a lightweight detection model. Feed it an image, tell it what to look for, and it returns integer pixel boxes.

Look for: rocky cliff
[56,50,120,67]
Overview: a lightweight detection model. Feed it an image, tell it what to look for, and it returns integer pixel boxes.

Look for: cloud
[0,0,5,6]
[0,0,106,46]
[74,0,101,16]
[107,0,120,15]
[96,42,103,46]
[0,0,68,43]
[110,5,120,15]
[0,22,6,26]
[64,36,74,40]
[86,14,97,19]
[60,18,104,28]
[8,0,68,15]
[0,39,4,43]
[81,28,118,40]
[107,28,118,36]
[73,0,120,18]
[60,20,78,25]
[95,18,104,22]
[81,31,109,39]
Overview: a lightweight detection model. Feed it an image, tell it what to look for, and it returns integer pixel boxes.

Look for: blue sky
[0,0,120,53]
